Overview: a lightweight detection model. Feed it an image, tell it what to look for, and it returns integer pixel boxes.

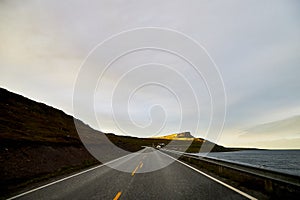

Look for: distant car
[156,145,161,149]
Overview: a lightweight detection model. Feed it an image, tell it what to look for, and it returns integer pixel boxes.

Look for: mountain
[153,132,195,140]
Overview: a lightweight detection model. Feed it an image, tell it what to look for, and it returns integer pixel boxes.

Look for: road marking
[131,164,140,176]
[159,150,257,200]
[132,161,143,176]
[6,151,145,200]
[113,191,122,200]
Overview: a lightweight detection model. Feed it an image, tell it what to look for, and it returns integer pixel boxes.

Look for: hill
[0,87,232,197]
[153,132,195,140]
[0,88,100,197]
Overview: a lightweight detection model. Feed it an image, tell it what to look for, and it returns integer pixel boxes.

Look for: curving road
[8,147,255,200]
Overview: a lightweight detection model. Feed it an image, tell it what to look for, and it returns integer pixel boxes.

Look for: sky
[1,0,300,149]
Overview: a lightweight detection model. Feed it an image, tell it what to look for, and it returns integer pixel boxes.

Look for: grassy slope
[0,88,100,197]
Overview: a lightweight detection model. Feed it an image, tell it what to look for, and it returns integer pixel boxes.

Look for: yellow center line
[139,162,143,169]
[131,161,142,176]
[131,165,139,176]
[113,191,122,200]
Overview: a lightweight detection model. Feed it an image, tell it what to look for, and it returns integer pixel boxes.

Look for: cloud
[1,0,300,148]
[234,116,300,148]
[243,115,300,136]
[242,138,300,150]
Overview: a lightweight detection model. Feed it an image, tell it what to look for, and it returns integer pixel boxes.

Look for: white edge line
[6,152,141,200]
[159,150,257,200]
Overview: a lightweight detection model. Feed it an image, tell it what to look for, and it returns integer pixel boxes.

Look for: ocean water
[195,150,300,176]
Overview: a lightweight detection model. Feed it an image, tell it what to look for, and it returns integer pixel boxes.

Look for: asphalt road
[8,147,255,200]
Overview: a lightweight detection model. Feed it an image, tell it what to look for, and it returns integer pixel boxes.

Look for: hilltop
[153,132,195,140]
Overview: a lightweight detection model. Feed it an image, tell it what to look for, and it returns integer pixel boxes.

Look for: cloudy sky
[1,0,300,149]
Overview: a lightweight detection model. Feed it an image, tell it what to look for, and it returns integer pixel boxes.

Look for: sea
[194,150,300,176]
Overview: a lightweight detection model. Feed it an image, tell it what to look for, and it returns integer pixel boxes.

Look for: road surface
[8,147,255,200]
